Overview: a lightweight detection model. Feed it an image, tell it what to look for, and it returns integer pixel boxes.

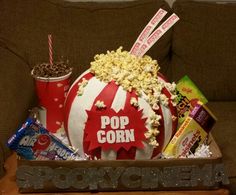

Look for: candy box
[163,102,217,158]
[16,134,229,193]
[176,75,208,127]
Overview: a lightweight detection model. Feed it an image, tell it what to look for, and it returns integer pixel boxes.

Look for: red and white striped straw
[48,34,53,65]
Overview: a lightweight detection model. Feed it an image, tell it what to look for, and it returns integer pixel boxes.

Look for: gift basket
[7,9,229,193]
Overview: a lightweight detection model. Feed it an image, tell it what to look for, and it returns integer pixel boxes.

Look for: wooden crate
[16,134,229,193]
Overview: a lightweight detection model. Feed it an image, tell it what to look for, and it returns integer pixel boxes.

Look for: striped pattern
[64,71,177,160]
[48,34,53,65]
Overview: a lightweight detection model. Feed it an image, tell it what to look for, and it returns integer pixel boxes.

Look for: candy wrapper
[162,102,217,158]
[176,75,208,127]
[7,118,82,160]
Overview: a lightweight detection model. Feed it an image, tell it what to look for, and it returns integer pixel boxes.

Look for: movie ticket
[130,8,167,56]
[138,13,179,57]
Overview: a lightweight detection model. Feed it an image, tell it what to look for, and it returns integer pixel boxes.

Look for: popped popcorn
[78,78,88,87]
[152,103,159,111]
[95,100,106,109]
[164,82,176,93]
[144,113,162,147]
[159,94,169,106]
[150,128,160,136]
[149,114,162,127]
[90,47,165,107]
[90,47,177,148]
[144,132,152,139]
[172,115,177,122]
[77,88,84,96]
[77,78,88,96]
[130,97,139,107]
[149,137,159,148]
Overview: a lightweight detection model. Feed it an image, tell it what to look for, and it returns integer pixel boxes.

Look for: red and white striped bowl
[64,70,177,160]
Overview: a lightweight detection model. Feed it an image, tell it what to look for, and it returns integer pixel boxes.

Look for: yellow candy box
[163,102,217,158]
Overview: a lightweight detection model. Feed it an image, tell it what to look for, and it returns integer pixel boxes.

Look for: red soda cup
[32,70,72,133]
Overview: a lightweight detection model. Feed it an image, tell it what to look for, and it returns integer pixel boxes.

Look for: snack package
[176,75,208,127]
[162,102,217,158]
[7,118,81,160]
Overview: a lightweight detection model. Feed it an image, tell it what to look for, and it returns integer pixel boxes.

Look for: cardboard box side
[17,135,229,193]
